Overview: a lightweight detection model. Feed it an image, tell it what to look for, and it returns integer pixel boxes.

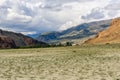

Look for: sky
[0,0,120,35]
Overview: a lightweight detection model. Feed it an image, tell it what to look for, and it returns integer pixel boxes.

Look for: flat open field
[0,45,120,80]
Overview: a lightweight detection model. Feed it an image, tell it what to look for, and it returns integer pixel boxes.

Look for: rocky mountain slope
[85,18,120,44]
[37,19,111,43]
[0,29,47,48]
[0,36,16,48]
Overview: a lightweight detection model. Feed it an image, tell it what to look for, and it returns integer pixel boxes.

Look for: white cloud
[7,9,32,23]
[0,0,120,35]
[20,31,37,35]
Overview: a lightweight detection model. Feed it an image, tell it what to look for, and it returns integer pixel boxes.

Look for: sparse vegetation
[0,44,120,80]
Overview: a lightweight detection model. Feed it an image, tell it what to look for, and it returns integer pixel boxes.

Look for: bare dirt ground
[0,45,120,80]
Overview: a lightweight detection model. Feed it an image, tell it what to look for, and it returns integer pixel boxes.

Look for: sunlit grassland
[0,45,120,80]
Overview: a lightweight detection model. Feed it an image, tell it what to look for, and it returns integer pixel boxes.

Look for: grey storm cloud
[105,0,120,10]
[82,8,105,20]
[0,0,120,35]
[105,0,120,17]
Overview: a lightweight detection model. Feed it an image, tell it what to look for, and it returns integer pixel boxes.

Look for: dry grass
[0,45,120,80]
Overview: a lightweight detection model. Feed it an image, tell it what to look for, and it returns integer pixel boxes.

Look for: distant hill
[85,18,120,44]
[27,34,40,39]
[37,19,111,44]
[0,29,47,48]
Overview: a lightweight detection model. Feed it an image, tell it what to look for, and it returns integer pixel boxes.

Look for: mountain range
[36,19,112,44]
[1,18,119,48]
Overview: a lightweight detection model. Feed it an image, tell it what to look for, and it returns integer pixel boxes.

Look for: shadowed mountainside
[0,36,16,48]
